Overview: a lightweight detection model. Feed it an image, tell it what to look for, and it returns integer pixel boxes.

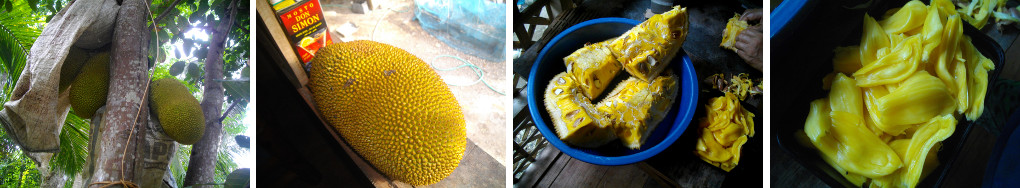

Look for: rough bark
[87,0,150,186]
[183,0,237,186]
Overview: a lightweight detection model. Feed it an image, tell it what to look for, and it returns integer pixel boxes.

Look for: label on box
[271,0,332,64]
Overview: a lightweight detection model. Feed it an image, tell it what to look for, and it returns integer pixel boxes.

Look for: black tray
[772,0,1006,187]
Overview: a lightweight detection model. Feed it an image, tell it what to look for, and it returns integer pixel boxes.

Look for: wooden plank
[999,36,1020,80]
[541,156,649,187]
[519,144,563,187]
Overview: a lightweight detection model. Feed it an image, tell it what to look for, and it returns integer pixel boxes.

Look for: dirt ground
[319,0,508,168]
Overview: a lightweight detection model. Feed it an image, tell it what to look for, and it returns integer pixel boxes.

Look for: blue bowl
[526,18,699,166]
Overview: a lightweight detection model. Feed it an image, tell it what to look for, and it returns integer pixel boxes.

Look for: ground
[320,0,508,168]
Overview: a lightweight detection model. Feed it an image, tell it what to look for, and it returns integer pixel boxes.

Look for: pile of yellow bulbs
[799,0,995,187]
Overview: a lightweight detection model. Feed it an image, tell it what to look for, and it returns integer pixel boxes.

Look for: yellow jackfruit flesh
[720,14,748,52]
[800,1,992,186]
[876,71,956,130]
[694,92,754,172]
[69,52,110,118]
[898,115,955,187]
[308,40,466,186]
[800,101,869,187]
[544,72,615,148]
[880,1,928,35]
[149,78,206,145]
[832,46,863,74]
[830,111,903,178]
[564,39,622,99]
[610,6,688,81]
[596,73,679,149]
[860,15,890,66]
[853,35,920,87]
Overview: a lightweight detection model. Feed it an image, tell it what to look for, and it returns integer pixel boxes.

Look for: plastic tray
[772,0,1006,187]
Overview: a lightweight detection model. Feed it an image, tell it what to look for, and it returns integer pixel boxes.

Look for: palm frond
[50,115,89,177]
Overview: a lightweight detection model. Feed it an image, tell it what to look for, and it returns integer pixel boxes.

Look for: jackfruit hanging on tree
[308,40,466,186]
[797,1,995,187]
[69,52,110,118]
[541,6,688,150]
[149,78,206,145]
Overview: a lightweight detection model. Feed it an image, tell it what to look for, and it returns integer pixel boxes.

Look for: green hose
[429,55,505,96]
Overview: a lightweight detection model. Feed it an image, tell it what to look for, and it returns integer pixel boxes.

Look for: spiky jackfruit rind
[149,78,206,145]
[60,47,90,92]
[308,40,466,186]
[69,52,110,118]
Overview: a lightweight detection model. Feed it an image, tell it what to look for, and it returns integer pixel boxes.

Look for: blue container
[526,18,699,166]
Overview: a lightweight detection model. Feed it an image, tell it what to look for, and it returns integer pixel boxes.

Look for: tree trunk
[183,0,237,186]
[88,0,150,186]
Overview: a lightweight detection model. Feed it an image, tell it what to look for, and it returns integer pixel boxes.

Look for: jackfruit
[69,52,110,118]
[610,6,688,81]
[149,78,205,145]
[563,39,622,99]
[853,35,920,87]
[308,40,465,186]
[720,14,748,52]
[694,92,754,172]
[596,73,679,149]
[880,0,928,34]
[544,72,615,147]
[876,71,956,130]
[59,47,89,92]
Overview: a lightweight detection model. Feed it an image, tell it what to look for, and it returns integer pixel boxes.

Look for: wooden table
[512,0,764,187]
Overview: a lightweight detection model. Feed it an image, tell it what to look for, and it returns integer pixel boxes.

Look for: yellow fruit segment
[564,39,622,99]
[596,73,679,150]
[610,6,688,81]
[694,92,754,172]
[801,1,994,187]
[544,72,615,148]
[720,14,748,52]
[309,40,465,186]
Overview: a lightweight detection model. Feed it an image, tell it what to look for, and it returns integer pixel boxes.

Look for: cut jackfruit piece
[962,36,995,120]
[854,35,921,87]
[799,104,870,187]
[880,1,928,34]
[596,73,679,149]
[898,114,955,187]
[829,73,864,118]
[563,39,622,99]
[610,6,688,81]
[876,71,956,129]
[829,111,903,178]
[832,46,863,74]
[860,14,891,66]
[804,98,831,142]
[544,72,615,148]
[920,4,944,62]
[720,14,748,52]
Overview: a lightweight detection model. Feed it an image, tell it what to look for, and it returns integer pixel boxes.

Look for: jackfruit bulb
[149,78,205,145]
[69,52,110,118]
[308,40,466,186]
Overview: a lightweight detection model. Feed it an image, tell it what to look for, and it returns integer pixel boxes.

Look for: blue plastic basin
[526,18,699,166]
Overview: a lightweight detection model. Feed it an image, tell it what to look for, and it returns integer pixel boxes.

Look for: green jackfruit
[150,78,205,145]
[69,52,110,118]
[60,47,89,92]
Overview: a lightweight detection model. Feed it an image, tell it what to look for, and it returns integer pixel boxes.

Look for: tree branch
[148,0,183,31]
[218,102,238,122]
